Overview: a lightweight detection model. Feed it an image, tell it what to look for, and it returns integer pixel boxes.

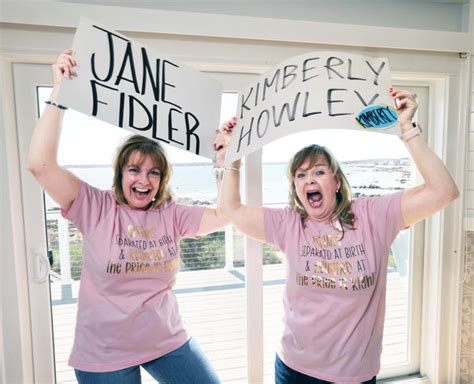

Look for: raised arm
[27,49,81,210]
[194,120,235,236]
[216,119,265,242]
[389,88,459,227]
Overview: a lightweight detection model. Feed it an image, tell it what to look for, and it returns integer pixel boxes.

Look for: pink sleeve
[263,206,300,250]
[61,181,114,235]
[355,191,406,247]
[173,204,205,238]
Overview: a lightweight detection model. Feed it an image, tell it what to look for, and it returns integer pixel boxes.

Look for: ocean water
[45,159,412,210]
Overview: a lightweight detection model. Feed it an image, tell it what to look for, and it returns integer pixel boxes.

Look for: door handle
[33,248,50,283]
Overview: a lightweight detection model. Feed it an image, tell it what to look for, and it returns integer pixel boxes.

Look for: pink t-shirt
[264,192,405,383]
[62,181,204,372]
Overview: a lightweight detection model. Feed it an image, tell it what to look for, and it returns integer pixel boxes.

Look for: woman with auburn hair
[27,49,228,383]
[217,87,459,383]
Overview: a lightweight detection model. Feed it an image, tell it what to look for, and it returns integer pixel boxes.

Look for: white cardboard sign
[58,18,222,160]
[224,51,397,165]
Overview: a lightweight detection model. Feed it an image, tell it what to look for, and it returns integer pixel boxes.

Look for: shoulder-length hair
[112,135,172,209]
[288,144,355,228]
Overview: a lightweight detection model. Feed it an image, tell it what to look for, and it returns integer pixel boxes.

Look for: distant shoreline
[64,158,410,169]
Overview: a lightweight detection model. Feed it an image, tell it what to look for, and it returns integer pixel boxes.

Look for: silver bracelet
[213,166,240,181]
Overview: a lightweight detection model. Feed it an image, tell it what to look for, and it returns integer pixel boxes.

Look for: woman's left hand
[213,117,237,167]
[389,87,418,131]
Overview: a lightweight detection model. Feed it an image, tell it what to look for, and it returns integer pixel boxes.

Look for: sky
[39,88,409,166]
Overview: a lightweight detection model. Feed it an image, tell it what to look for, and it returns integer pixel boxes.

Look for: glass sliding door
[14,61,427,383]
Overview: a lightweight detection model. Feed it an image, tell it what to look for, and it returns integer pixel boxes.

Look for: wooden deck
[51,264,408,383]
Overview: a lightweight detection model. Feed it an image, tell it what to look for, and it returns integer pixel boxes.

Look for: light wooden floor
[51,264,408,383]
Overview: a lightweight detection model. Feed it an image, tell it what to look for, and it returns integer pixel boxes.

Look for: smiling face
[121,151,161,210]
[293,155,341,222]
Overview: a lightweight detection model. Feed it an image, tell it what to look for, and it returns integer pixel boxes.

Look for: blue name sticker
[355,104,398,130]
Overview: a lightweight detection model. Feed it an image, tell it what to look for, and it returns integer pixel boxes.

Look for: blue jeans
[275,354,376,384]
[75,338,220,383]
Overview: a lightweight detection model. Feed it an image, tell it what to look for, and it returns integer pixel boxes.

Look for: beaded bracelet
[45,100,68,110]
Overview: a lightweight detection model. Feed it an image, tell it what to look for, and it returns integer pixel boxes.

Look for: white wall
[0,1,471,53]
[469,61,474,222]
[466,0,474,229]
[45,0,468,32]
[1,61,27,384]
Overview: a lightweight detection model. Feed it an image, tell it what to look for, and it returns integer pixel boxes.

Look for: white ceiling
[53,0,469,32]
[60,0,470,7]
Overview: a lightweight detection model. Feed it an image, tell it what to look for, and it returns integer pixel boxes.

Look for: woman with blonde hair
[28,49,227,383]
[217,87,459,383]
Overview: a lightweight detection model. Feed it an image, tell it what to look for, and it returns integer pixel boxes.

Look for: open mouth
[133,187,151,196]
[307,191,322,208]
